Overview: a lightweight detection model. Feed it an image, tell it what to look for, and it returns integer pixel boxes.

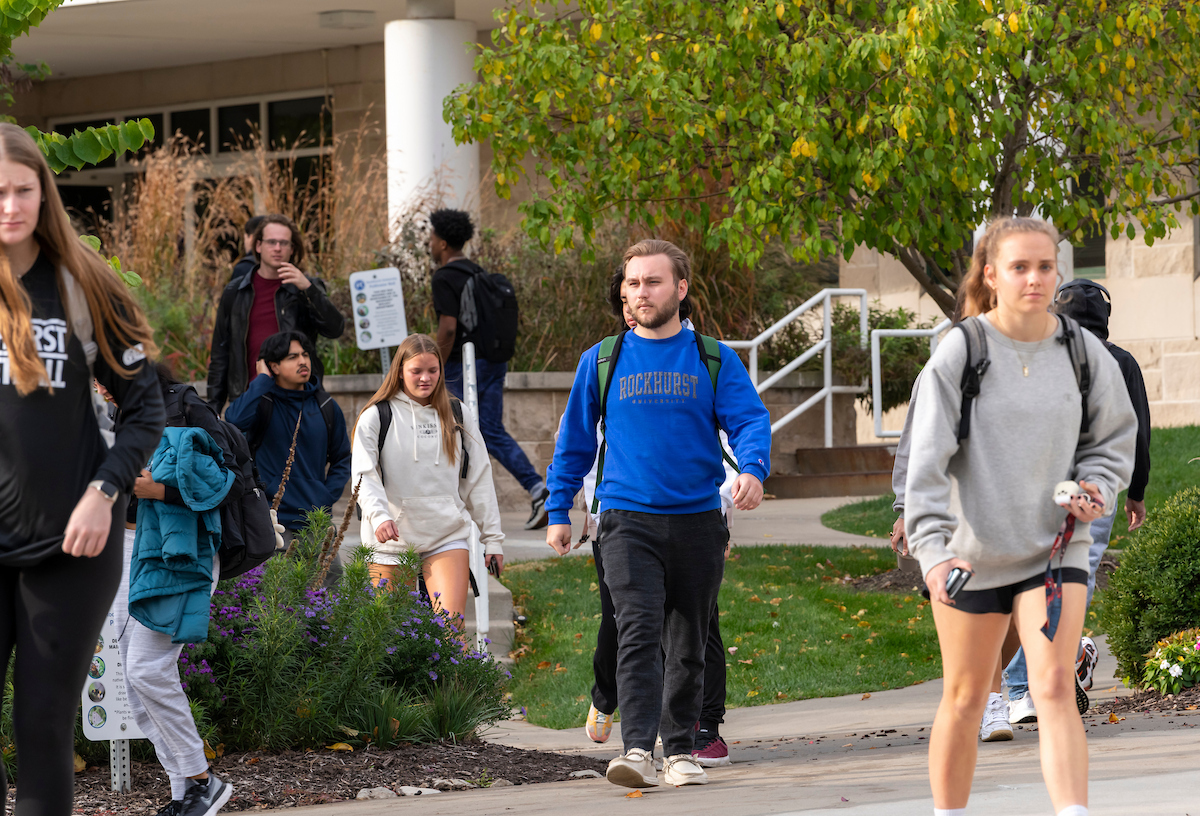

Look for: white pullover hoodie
[352,392,504,558]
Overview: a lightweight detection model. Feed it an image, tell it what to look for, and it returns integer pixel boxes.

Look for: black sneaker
[156,802,183,816]
[180,774,233,816]
[524,487,550,530]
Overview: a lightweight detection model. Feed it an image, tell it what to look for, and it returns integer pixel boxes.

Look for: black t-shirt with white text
[0,253,165,565]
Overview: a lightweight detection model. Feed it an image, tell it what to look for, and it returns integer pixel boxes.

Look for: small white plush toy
[1053,480,1084,507]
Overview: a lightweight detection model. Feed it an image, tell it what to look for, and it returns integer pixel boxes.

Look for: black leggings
[0,501,125,816]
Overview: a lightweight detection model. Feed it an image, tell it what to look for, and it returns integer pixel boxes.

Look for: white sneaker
[1008,693,1038,724]
[606,748,659,788]
[662,754,709,786]
[979,692,1013,741]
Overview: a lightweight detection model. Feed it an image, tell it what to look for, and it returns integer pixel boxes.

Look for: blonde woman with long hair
[0,122,165,814]
[351,333,503,622]
[905,217,1136,816]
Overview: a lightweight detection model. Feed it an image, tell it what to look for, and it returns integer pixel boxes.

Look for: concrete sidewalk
[281,634,1200,815]
[496,495,886,564]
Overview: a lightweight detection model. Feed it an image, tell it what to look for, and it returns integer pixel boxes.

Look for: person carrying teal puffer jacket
[130,425,234,643]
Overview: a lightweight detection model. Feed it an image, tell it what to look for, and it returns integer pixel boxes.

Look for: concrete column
[385,16,480,235]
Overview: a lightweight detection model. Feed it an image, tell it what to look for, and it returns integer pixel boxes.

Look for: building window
[169,108,210,151]
[218,103,260,153]
[268,96,331,149]
[1073,168,1106,279]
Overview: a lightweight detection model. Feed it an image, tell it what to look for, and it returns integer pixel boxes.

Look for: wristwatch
[87,480,120,503]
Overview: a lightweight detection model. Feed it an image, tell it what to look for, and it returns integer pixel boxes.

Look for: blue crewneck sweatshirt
[546,329,771,524]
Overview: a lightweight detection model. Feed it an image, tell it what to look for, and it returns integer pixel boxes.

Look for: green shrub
[183,510,510,750]
[1101,486,1200,686]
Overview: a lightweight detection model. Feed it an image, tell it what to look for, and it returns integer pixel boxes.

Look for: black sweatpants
[598,508,727,757]
[0,500,125,816]
[591,538,727,727]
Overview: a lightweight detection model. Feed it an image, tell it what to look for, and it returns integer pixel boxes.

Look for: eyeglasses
[261,239,292,249]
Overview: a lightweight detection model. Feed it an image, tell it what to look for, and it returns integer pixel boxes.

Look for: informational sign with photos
[81,533,145,742]
[349,267,408,351]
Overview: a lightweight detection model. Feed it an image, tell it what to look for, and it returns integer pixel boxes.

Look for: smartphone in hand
[487,556,500,578]
[946,567,973,599]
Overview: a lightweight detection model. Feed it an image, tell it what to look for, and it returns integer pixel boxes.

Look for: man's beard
[635,295,680,330]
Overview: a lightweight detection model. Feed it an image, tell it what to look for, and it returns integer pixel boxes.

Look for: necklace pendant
[1022,365,1029,377]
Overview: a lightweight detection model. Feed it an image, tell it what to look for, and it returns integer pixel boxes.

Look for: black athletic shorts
[940,567,1089,615]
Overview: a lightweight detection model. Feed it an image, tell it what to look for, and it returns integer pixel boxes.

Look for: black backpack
[446,259,519,363]
[165,385,277,580]
[954,313,1092,442]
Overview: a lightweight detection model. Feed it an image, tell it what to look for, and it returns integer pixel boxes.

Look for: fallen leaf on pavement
[842,744,853,748]
[625,791,643,799]
[841,797,849,802]
[861,693,871,700]
[1108,713,1119,723]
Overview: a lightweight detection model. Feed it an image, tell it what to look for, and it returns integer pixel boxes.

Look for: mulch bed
[59,741,606,814]
[849,567,926,595]
[1092,683,1200,715]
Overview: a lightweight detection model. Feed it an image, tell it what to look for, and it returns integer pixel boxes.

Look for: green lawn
[500,545,942,729]
[821,425,1200,548]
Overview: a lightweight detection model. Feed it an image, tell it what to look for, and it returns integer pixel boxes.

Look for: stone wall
[209,370,858,512]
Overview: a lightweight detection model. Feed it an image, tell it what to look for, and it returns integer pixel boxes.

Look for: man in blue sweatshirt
[225,331,351,535]
[546,239,772,789]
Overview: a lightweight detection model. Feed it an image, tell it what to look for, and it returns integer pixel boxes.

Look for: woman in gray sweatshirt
[904,217,1135,816]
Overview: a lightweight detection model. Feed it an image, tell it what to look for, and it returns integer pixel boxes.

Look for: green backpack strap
[694,332,741,474]
[591,332,626,514]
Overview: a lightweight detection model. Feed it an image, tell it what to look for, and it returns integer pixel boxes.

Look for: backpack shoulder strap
[695,332,723,394]
[954,317,990,442]
[375,400,393,487]
[694,332,741,473]
[591,332,626,514]
[1056,314,1092,434]
[60,267,97,370]
[449,398,469,479]
[315,388,340,462]
[249,392,276,454]
[165,384,197,427]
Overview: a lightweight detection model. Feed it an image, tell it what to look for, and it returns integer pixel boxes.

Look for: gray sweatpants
[116,528,218,800]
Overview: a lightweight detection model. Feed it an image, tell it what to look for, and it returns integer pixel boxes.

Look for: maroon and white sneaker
[693,726,731,767]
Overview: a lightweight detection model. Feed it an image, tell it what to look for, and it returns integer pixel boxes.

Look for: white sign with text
[349,267,408,351]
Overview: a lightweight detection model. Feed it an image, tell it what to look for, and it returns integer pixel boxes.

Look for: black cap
[1054,279,1111,341]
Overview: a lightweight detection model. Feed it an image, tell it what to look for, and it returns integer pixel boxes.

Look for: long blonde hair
[355,333,459,465]
[960,217,1060,318]
[0,123,157,394]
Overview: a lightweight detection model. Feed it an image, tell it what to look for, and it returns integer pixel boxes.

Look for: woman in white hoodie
[351,333,504,622]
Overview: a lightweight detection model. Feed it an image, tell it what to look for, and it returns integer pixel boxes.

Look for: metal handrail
[870,318,952,439]
[725,289,869,446]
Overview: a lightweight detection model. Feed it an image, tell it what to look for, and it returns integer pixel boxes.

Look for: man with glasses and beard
[207,214,344,413]
[544,239,772,790]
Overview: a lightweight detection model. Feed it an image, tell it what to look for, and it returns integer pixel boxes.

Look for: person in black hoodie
[0,122,165,815]
[1003,277,1152,724]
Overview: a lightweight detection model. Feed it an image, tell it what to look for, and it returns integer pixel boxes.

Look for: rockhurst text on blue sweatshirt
[546,329,772,524]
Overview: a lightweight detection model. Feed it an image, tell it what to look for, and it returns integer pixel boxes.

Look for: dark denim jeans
[598,508,728,757]
[444,358,541,493]
[590,538,727,726]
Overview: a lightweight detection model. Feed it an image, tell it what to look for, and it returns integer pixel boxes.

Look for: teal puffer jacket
[130,426,235,643]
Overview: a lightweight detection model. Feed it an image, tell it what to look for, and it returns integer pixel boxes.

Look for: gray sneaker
[180,774,233,816]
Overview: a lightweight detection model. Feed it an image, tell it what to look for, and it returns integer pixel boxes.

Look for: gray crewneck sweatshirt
[904,314,1136,590]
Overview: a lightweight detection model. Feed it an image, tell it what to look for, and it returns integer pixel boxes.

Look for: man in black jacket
[207,214,345,412]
